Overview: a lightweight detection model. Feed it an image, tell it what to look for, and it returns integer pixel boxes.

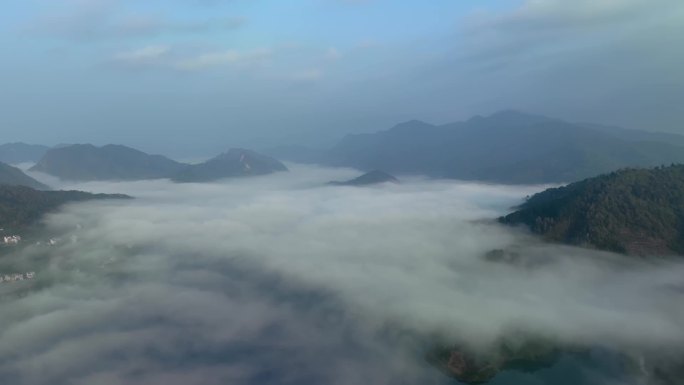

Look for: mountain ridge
[268,111,684,184]
[0,185,130,234]
[500,164,684,256]
[171,148,289,183]
[30,144,186,181]
[0,162,49,190]
[328,170,399,186]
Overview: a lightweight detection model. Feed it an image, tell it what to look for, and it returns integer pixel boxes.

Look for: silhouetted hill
[0,185,130,234]
[276,111,684,184]
[328,170,399,186]
[0,143,50,164]
[171,149,288,183]
[0,162,49,190]
[30,144,186,181]
[500,165,684,256]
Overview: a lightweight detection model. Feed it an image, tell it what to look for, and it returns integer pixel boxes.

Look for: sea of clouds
[1,164,683,385]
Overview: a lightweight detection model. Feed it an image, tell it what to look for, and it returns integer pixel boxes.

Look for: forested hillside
[0,185,130,234]
[501,165,684,255]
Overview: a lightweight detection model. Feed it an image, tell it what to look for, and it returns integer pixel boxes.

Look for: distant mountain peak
[314,110,684,184]
[329,170,399,186]
[483,110,553,125]
[172,148,288,183]
[30,143,185,181]
[466,114,485,122]
[389,120,435,133]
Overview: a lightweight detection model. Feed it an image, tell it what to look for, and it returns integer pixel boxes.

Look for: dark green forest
[501,164,684,256]
[0,185,130,234]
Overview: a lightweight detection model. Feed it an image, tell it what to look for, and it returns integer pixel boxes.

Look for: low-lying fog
[2,165,683,385]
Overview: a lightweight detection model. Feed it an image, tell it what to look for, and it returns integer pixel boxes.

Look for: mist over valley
[2,0,684,383]
[0,164,683,384]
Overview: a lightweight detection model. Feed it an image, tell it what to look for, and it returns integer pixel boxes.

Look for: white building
[3,235,21,245]
[0,272,36,284]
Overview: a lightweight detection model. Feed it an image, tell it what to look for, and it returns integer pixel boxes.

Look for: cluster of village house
[2,235,22,245]
[1,235,60,246]
[0,272,35,284]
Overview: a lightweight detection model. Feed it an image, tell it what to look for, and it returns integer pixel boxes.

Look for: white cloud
[112,45,171,67]
[174,49,272,71]
[414,0,684,130]
[461,0,683,63]
[24,1,246,42]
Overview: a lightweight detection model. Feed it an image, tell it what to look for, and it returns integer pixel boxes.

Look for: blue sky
[1,0,682,157]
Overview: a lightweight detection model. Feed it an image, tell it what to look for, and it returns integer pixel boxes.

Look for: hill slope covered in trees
[501,165,684,256]
[0,185,130,234]
[0,162,49,190]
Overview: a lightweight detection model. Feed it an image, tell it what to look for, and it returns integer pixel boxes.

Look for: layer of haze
[1,165,683,384]
[1,0,683,156]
